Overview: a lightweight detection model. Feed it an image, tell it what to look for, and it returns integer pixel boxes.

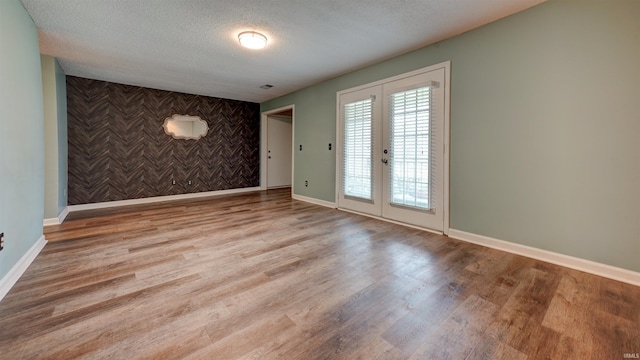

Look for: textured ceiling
[21,0,545,103]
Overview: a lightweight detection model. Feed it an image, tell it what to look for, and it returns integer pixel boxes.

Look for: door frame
[335,61,450,235]
[261,105,295,196]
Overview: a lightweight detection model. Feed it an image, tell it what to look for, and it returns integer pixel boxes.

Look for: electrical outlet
[172,180,176,185]
[188,180,192,185]
[305,180,309,187]
[0,233,4,251]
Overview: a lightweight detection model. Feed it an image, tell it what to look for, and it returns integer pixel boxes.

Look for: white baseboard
[43,217,58,226]
[67,187,262,212]
[448,229,640,287]
[58,206,69,223]
[0,235,47,302]
[291,194,336,209]
[43,206,69,226]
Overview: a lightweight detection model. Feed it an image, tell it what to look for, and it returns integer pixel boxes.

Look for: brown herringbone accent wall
[67,76,260,205]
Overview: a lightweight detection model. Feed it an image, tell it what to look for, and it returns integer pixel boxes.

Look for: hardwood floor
[1,188,638,359]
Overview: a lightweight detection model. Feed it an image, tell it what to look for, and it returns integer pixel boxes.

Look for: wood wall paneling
[66,77,260,205]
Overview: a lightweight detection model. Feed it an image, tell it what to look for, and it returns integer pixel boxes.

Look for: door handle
[381,158,388,164]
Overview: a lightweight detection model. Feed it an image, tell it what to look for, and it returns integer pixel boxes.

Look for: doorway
[261,106,294,190]
[337,62,450,233]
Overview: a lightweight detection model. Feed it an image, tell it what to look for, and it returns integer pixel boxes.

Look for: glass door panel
[389,86,432,210]
[343,99,373,200]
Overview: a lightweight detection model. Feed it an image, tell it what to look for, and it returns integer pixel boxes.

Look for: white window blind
[343,98,373,200]
[388,86,434,210]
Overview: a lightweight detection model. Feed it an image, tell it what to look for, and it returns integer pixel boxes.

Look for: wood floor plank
[0,188,636,359]
[408,295,500,359]
[196,314,297,359]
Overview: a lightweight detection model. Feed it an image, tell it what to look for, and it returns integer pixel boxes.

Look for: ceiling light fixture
[238,31,267,50]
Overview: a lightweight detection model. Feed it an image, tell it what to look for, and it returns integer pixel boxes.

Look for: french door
[337,63,449,232]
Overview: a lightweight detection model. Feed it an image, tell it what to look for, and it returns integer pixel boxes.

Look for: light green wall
[0,0,45,278]
[41,55,58,218]
[41,55,68,219]
[262,0,640,272]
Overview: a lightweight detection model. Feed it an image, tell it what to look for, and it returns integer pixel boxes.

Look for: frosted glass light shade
[238,31,267,49]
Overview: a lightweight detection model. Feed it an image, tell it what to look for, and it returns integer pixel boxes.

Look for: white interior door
[337,63,448,232]
[267,115,292,188]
